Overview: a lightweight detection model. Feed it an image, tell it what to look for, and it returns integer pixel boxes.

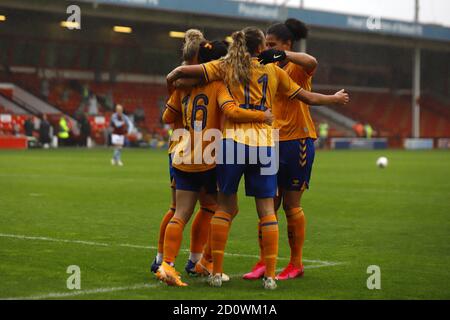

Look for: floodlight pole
[298,0,306,53]
[299,39,306,53]
[412,0,421,138]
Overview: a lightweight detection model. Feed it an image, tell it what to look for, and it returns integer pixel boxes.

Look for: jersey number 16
[182,94,208,131]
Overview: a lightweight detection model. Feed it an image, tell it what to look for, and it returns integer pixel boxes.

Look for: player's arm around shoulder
[173,78,204,89]
[273,64,304,100]
[285,51,318,76]
[166,60,222,85]
[167,64,206,85]
[271,52,345,106]
[216,82,272,125]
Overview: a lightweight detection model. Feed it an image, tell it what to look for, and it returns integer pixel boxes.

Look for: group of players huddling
[150,19,349,290]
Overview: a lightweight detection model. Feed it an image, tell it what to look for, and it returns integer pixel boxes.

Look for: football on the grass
[376,156,388,168]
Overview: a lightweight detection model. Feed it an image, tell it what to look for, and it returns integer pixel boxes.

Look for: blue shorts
[168,154,176,188]
[277,138,315,191]
[216,139,277,198]
[173,167,218,194]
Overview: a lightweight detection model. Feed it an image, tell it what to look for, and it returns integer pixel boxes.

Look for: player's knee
[283,203,297,212]
[274,195,282,212]
[282,190,302,211]
[218,193,238,214]
[256,198,276,218]
[173,209,192,224]
[258,210,276,219]
[198,194,218,210]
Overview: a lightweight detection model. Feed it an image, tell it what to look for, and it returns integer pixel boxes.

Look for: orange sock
[201,228,213,264]
[163,217,185,264]
[260,214,279,278]
[190,205,216,258]
[210,211,232,274]
[202,209,235,265]
[257,212,277,265]
[286,207,306,267]
[157,205,176,254]
[257,222,264,264]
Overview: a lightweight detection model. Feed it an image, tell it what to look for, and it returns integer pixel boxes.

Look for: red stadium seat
[5,72,449,139]
[327,91,450,139]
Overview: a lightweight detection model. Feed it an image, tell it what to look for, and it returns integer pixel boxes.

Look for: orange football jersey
[273,62,317,140]
[202,58,302,146]
[164,81,265,172]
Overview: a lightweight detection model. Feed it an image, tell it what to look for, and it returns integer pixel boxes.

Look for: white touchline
[1,265,343,300]
[1,271,251,300]
[0,233,346,300]
[0,232,345,265]
[4,272,247,300]
[0,233,109,247]
[1,283,159,300]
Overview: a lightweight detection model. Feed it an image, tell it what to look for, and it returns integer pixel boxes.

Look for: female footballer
[157,38,272,287]
[167,27,349,289]
[151,29,205,276]
[243,18,319,281]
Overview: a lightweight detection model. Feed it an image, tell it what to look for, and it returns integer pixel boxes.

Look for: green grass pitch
[0,148,449,300]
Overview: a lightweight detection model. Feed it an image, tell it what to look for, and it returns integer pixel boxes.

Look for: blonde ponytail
[220,27,265,87]
[221,30,252,86]
[182,29,205,62]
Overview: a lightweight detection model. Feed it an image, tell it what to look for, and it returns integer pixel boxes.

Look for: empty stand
[3,71,450,140]
[4,72,167,133]
[327,91,450,138]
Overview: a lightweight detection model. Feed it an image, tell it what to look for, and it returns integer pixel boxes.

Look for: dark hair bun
[285,18,308,41]
[198,40,229,63]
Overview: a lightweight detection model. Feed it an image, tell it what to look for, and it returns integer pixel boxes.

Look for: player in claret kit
[156,37,272,287]
[167,26,349,289]
[243,18,319,281]
[110,104,132,166]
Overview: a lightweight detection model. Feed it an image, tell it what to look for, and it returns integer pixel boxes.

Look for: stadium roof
[81,0,450,43]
